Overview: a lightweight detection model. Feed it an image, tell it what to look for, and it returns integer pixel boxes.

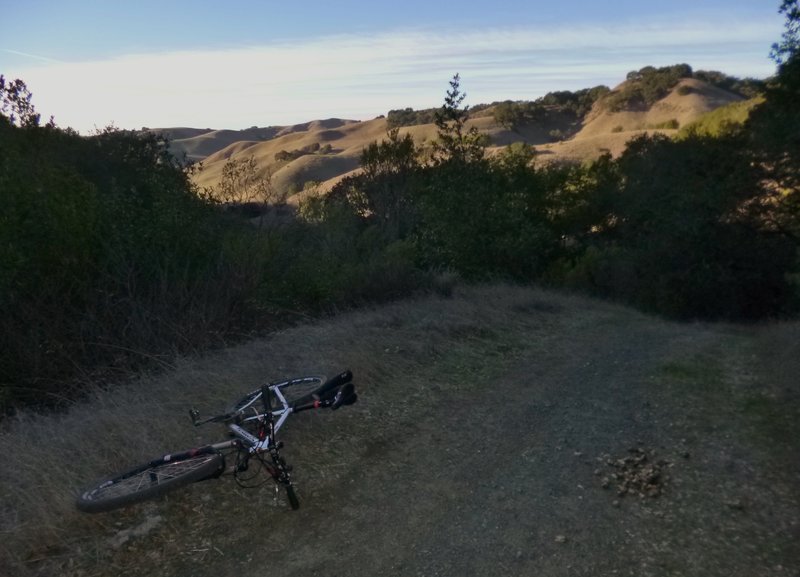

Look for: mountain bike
[76,370,357,513]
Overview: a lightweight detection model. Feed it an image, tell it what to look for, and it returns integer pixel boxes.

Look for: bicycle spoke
[90,454,218,501]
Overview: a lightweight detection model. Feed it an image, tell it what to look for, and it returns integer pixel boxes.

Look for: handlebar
[314,370,353,399]
[190,369,358,425]
[292,381,358,412]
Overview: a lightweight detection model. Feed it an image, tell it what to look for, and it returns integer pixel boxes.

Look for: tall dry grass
[0,284,584,576]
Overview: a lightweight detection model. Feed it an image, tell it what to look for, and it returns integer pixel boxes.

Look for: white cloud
[4,17,780,132]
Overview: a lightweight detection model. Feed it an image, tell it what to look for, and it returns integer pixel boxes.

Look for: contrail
[1,48,62,63]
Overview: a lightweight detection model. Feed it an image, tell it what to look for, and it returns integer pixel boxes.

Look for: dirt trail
[158,293,798,576]
[9,286,799,576]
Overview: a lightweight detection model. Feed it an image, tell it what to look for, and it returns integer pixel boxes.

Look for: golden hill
[172,75,751,200]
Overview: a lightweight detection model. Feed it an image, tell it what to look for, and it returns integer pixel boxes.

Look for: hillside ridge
[151,68,758,199]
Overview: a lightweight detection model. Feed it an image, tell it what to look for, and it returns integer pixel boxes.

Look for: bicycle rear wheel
[77,449,225,513]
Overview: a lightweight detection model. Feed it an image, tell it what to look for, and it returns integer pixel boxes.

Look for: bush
[567,133,798,319]
[0,120,265,409]
[386,107,437,128]
[605,64,694,111]
[648,119,680,129]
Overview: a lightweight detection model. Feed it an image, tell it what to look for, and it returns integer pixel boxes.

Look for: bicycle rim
[77,451,224,513]
[272,376,326,405]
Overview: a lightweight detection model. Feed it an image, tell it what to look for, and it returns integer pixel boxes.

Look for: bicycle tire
[231,376,325,413]
[76,450,225,513]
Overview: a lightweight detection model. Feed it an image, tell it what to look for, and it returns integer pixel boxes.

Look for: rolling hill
[157,71,756,201]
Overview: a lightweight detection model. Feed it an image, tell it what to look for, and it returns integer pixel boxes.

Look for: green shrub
[678,97,763,138]
[604,64,694,111]
[567,133,798,319]
[0,118,266,409]
[648,119,680,129]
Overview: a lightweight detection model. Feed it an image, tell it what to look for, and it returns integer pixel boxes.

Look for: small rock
[555,535,567,543]
[109,515,163,549]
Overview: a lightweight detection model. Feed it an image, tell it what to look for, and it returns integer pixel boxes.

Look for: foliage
[0,75,53,127]
[691,70,765,98]
[601,65,764,113]
[647,119,680,130]
[0,114,271,408]
[326,128,421,240]
[491,86,609,131]
[274,142,321,161]
[771,0,800,65]
[564,133,797,319]
[430,74,485,165]
[311,66,798,321]
[386,107,437,128]
[4,37,800,410]
[745,0,800,241]
[217,155,278,204]
[538,86,611,116]
[604,64,694,111]
[678,97,763,138]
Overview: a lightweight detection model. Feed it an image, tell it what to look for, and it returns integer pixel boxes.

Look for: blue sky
[0,0,787,133]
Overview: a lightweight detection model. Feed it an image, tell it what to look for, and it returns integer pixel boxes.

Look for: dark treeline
[319,63,798,320]
[0,77,427,410]
[1,2,798,411]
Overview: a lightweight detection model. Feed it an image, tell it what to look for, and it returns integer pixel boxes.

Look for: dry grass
[2,284,797,576]
[0,284,585,575]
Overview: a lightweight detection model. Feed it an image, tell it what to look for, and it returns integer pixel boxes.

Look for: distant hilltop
[146,64,763,202]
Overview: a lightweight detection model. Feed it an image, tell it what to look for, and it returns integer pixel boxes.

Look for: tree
[771,0,800,66]
[0,76,54,127]
[744,1,800,240]
[431,74,485,164]
[493,101,525,131]
[577,133,797,319]
[327,128,420,240]
[216,155,278,205]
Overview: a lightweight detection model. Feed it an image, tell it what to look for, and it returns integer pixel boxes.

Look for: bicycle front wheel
[77,449,225,513]
[231,376,325,412]
[273,376,327,405]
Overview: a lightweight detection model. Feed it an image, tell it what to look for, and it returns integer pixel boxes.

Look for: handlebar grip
[331,383,357,410]
[315,370,353,398]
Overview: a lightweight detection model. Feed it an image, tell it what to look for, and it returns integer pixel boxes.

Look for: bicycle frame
[187,383,296,464]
